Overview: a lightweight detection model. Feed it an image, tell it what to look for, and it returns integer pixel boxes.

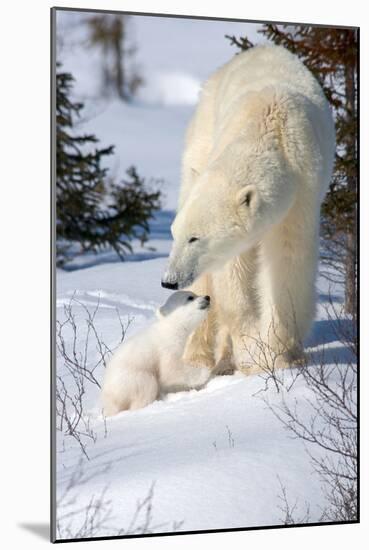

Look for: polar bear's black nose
[161,280,178,290]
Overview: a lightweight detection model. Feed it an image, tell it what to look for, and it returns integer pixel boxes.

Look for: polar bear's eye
[243,191,253,207]
[187,296,194,301]
[188,237,199,244]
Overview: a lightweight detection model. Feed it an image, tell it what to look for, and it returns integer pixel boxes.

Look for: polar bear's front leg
[182,323,215,370]
[182,273,216,370]
[255,202,319,371]
[212,247,260,374]
[214,326,235,375]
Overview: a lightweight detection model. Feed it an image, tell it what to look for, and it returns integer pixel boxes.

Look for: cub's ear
[236,185,258,209]
[156,308,165,319]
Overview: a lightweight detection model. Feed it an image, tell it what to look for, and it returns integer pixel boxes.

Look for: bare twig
[276,476,311,525]
[260,289,357,522]
[56,295,132,458]
[57,460,183,539]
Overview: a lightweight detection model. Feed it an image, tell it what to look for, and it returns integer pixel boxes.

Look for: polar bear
[101,291,212,415]
[161,45,335,374]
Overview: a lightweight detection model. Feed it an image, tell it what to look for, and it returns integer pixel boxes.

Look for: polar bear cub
[101,291,212,415]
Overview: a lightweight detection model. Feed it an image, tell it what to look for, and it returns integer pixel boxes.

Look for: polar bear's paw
[235,345,306,375]
[214,357,236,376]
[186,365,213,388]
[182,351,215,371]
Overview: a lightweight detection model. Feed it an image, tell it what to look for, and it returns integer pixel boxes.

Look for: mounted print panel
[51,7,359,543]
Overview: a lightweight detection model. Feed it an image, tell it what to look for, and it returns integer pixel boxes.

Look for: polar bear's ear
[236,185,258,209]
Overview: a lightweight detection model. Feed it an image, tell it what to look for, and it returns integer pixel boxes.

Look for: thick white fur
[162,45,335,372]
[101,295,211,415]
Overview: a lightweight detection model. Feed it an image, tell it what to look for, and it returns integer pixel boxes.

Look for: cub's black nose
[161,280,178,290]
[204,295,210,302]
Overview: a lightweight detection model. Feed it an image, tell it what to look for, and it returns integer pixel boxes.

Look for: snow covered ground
[55,10,356,541]
[56,243,353,538]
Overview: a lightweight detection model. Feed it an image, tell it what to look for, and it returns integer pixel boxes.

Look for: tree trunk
[113,17,127,101]
[344,53,357,317]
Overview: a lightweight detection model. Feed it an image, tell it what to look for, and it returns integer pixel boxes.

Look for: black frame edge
[51,6,57,544]
[50,6,360,543]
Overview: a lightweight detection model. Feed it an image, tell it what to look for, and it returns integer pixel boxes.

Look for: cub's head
[157,291,210,329]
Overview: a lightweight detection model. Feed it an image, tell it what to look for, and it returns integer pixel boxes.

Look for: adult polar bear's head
[162,137,295,290]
